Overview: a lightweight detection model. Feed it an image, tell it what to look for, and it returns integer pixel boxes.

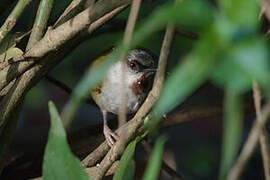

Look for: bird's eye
[129,61,137,70]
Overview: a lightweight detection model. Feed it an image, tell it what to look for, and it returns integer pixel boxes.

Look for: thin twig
[86,160,119,178]
[90,19,199,40]
[252,81,270,180]
[44,75,97,106]
[26,0,54,50]
[92,0,143,178]
[53,0,87,28]
[45,75,72,94]
[118,0,142,127]
[89,16,175,180]
[260,0,270,22]
[228,102,270,180]
[0,0,33,44]
[81,105,223,167]
[175,29,198,40]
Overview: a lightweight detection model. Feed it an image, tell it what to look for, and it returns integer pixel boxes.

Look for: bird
[90,48,157,147]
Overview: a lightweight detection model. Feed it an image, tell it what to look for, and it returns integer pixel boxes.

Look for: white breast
[96,61,146,114]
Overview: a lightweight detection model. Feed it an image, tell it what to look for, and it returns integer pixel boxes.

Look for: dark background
[0,0,267,179]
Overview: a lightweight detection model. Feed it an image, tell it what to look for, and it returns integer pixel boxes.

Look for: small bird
[90,48,157,146]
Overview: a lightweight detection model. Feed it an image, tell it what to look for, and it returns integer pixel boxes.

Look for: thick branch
[0,0,131,91]
[0,2,128,130]
[0,3,129,173]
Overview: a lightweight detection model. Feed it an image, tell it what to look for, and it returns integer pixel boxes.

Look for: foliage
[42,102,89,180]
[142,135,167,180]
[113,137,139,180]
[0,0,269,179]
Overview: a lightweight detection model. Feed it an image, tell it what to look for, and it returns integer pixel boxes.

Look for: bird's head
[123,48,157,96]
[126,48,157,77]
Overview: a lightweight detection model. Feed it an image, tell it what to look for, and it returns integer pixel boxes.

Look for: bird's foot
[104,126,119,147]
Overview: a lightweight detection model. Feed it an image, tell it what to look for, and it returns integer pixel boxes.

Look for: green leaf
[61,0,214,125]
[132,0,214,47]
[151,29,219,126]
[142,135,167,180]
[42,101,89,180]
[212,38,269,93]
[218,0,259,29]
[0,47,23,62]
[113,135,144,180]
[219,90,243,180]
[113,140,137,180]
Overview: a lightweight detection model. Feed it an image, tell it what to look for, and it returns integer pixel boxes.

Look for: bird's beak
[143,68,156,77]
[143,68,156,73]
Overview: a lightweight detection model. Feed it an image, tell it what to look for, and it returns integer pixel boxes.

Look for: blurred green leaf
[113,135,145,180]
[219,90,243,180]
[132,0,214,46]
[0,47,23,62]
[142,135,167,180]
[186,146,218,178]
[151,28,219,125]
[43,101,89,180]
[62,0,214,125]
[113,140,137,180]
[212,38,269,93]
[218,0,259,29]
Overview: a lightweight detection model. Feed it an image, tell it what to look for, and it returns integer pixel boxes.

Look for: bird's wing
[90,48,113,106]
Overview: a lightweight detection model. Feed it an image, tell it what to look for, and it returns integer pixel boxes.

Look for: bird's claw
[104,126,119,147]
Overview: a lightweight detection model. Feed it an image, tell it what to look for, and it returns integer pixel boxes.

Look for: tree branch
[0,2,128,131]
[26,0,54,50]
[260,0,270,22]
[228,102,270,180]
[3,102,257,179]
[0,0,131,91]
[0,3,129,174]
[252,81,270,180]
[119,0,142,130]
[44,75,97,106]
[88,17,175,180]
[53,0,88,28]
[0,0,33,44]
